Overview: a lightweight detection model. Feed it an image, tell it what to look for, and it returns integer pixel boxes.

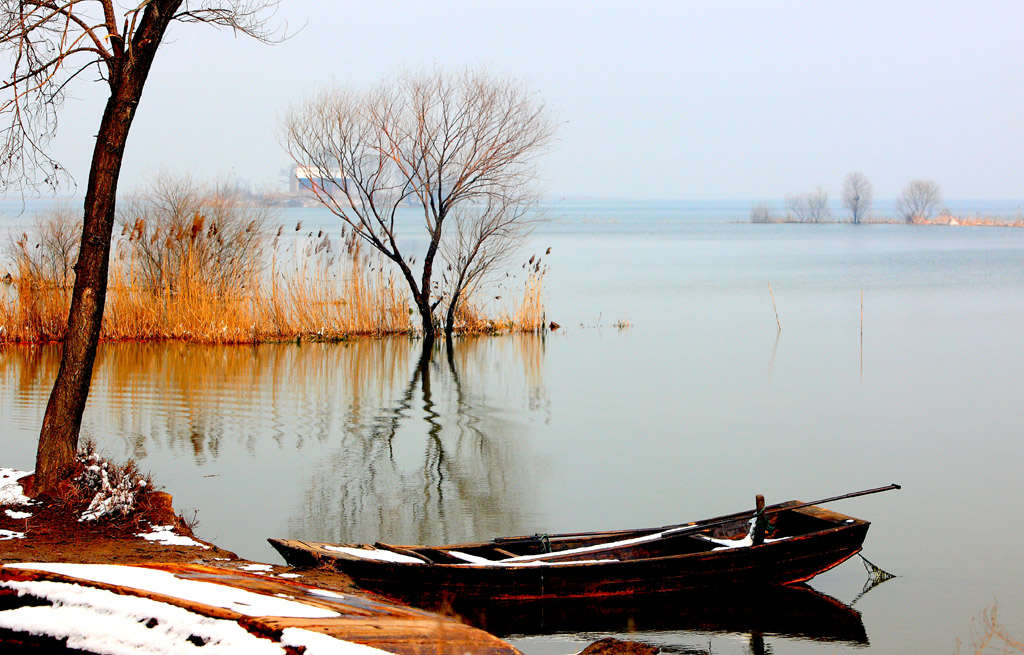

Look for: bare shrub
[4,206,81,290]
[956,604,1024,654]
[750,202,775,223]
[116,176,273,295]
[1,207,83,340]
[786,188,831,223]
[896,180,942,223]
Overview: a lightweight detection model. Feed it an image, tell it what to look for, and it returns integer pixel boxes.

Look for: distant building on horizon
[285,164,417,208]
[289,165,352,197]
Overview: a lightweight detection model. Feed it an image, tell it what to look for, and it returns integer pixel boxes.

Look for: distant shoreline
[751,213,1024,227]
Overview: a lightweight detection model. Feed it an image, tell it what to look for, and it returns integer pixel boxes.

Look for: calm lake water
[3,200,1024,654]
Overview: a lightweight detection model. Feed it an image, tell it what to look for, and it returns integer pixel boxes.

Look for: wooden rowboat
[269,488,896,606]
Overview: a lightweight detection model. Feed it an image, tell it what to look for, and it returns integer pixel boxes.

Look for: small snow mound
[5,509,32,520]
[0,469,33,506]
[238,563,274,572]
[0,529,25,541]
[136,526,210,550]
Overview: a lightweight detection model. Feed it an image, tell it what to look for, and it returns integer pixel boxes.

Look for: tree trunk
[443,288,462,338]
[417,293,435,344]
[33,3,181,494]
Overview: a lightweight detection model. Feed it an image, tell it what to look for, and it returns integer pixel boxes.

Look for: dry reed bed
[0,205,548,344]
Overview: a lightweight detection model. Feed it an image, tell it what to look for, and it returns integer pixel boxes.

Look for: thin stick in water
[768,281,781,331]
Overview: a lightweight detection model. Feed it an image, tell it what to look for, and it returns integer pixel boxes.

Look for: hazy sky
[41,1,1024,200]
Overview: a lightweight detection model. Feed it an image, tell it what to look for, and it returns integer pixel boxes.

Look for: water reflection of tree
[2,335,547,544]
[293,336,546,546]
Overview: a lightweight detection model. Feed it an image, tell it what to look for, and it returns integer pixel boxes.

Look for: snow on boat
[269,489,896,605]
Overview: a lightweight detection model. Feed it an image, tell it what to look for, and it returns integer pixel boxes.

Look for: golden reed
[1,209,547,344]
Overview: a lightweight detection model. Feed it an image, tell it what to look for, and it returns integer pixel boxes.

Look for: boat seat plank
[374,542,434,564]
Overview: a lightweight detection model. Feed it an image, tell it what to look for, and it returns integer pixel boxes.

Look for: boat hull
[269,504,869,604]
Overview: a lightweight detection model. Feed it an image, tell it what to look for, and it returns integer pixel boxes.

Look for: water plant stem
[768,281,781,331]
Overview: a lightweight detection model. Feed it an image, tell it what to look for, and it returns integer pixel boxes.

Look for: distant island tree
[896,180,942,223]
[786,188,831,223]
[842,172,873,224]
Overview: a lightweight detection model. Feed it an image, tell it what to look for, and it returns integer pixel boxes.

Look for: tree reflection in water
[1,334,549,548]
[294,336,547,546]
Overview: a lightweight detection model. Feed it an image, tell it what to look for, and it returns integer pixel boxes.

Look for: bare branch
[173,0,285,43]
[0,0,282,193]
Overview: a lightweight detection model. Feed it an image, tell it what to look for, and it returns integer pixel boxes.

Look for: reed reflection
[2,339,418,462]
[293,335,548,546]
[1,334,548,548]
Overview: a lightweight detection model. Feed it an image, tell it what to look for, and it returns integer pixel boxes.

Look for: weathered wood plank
[1,563,522,655]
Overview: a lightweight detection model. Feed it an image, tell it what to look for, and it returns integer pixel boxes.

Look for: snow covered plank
[1,563,522,655]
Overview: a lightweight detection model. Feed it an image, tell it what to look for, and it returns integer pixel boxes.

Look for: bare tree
[842,172,873,224]
[896,180,942,223]
[785,194,809,223]
[749,202,775,224]
[786,187,831,223]
[1,1,281,494]
[282,70,554,342]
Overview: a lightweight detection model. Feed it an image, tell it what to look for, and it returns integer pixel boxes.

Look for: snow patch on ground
[0,468,32,506]
[238,563,274,572]
[5,564,342,619]
[0,529,25,541]
[277,573,301,579]
[0,578,286,654]
[136,526,210,550]
[0,572,392,654]
[5,509,32,520]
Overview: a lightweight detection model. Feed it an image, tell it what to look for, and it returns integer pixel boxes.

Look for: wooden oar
[660,483,902,538]
[494,484,901,546]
